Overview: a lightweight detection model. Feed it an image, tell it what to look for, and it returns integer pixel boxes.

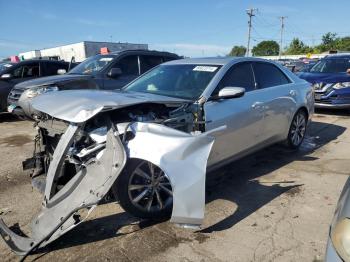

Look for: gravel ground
[0,110,349,262]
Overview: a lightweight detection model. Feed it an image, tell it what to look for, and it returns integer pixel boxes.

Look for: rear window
[140,55,164,74]
[253,62,291,89]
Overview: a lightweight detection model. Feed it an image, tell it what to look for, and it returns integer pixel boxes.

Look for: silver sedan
[0,57,314,255]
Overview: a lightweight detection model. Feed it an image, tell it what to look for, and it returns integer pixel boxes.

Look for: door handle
[289,90,297,96]
[252,101,265,110]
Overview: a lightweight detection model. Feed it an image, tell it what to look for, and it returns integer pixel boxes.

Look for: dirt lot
[0,110,349,262]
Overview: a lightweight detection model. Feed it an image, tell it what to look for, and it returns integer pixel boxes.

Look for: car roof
[107,49,179,58]
[163,56,275,66]
[17,59,68,64]
[324,53,350,59]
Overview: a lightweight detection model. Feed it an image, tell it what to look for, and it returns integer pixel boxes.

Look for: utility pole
[246,8,257,57]
[279,16,287,59]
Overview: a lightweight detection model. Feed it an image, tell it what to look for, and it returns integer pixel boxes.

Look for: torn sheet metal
[0,119,126,256]
[127,123,223,226]
[31,90,189,123]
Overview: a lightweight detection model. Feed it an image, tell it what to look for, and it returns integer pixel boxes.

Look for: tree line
[228,32,350,57]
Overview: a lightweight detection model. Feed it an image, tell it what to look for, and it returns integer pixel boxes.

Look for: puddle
[0,134,32,147]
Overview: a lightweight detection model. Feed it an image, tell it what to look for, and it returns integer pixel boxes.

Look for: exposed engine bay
[0,97,222,258]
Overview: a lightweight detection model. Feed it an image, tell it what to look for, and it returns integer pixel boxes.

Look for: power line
[245,8,258,56]
[279,16,287,58]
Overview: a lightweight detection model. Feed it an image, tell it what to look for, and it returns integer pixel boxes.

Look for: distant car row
[1,51,350,121]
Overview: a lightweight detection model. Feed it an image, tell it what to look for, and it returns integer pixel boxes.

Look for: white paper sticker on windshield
[193,66,218,72]
[100,58,113,62]
[3,64,13,68]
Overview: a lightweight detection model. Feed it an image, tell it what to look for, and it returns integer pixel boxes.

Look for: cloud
[151,43,231,57]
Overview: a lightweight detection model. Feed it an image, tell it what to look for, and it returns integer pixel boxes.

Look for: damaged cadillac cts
[0,57,314,257]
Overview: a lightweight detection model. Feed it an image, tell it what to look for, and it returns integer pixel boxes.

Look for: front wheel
[112,159,173,219]
[286,109,308,149]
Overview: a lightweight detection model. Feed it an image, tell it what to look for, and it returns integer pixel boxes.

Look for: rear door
[103,55,140,90]
[204,62,265,166]
[251,62,297,142]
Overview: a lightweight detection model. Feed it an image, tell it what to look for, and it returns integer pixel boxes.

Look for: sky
[0,0,349,58]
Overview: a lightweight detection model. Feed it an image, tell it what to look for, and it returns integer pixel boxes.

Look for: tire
[112,159,173,219]
[286,109,308,149]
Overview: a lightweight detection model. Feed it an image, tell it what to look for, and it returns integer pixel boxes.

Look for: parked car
[0,57,313,256]
[0,59,73,113]
[325,176,350,262]
[298,54,350,109]
[9,50,180,118]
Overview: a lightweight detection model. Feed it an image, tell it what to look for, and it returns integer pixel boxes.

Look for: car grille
[8,87,25,103]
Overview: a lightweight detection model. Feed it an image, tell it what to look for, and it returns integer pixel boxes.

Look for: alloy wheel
[127,161,173,213]
[290,112,306,147]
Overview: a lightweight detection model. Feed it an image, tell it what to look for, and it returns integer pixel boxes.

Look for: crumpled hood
[32,90,189,123]
[14,74,92,90]
[298,72,350,84]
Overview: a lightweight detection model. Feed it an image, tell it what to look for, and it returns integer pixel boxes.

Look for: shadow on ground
[29,120,346,256]
[0,112,20,123]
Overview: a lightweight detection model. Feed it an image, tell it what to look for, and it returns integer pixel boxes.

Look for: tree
[336,37,350,51]
[285,38,307,55]
[318,32,338,52]
[228,45,246,56]
[252,40,279,56]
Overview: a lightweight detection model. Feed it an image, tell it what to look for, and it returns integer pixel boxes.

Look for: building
[18,41,148,62]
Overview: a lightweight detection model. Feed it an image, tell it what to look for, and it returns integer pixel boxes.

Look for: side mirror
[212,87,245,100]
[108,68,122,78]
[1,73,12,79]
[57,69,67,75]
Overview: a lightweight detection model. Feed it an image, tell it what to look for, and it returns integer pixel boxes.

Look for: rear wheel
[286,109,308,149]
[112,159,173,219]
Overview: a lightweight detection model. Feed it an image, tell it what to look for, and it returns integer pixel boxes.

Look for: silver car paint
[127,123,225,226]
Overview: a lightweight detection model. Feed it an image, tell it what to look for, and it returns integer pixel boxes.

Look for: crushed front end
[0,98,219,257]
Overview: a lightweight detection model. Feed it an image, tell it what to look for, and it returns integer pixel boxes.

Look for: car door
[41,61,68,76]
[103,55,140,90]
[251,62,297,142]
[204,62,265,166]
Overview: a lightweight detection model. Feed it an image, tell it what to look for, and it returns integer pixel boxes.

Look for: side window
[140,55,163,74]
[253,62,291,89]
[43,62,67,76]
[213,62,255,95]
[12,63,40,78]
[113,55,139,76]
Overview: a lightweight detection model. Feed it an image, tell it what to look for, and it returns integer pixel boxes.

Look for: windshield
[124,64,221,100]
[310,58,350,73]
[0,63,14,73]
[69,55,115,75]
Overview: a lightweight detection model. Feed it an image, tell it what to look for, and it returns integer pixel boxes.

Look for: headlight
[26,85,59,98]
[331,218,350,261]
[333,82,350,89]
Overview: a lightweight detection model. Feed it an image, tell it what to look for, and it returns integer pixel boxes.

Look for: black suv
[0,60,72,112]
[8,50,180,118]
